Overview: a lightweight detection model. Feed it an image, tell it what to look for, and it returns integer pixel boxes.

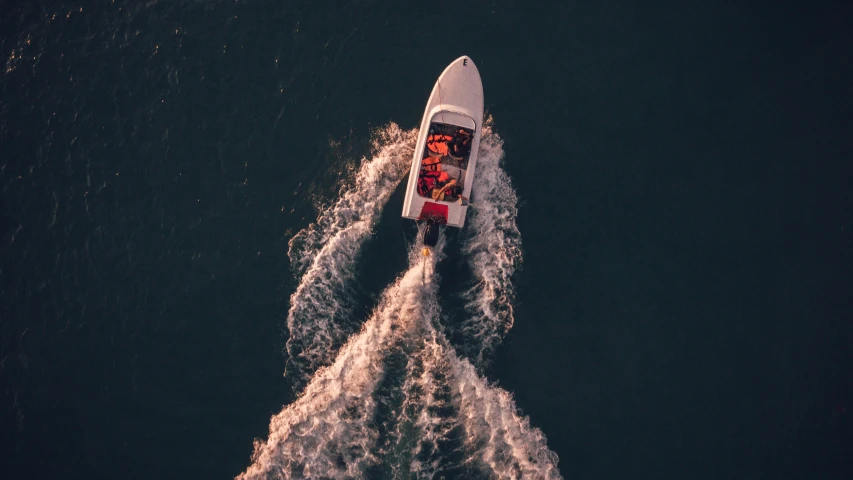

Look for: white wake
[459,118,523,366]
[284,124,416,388]
[247,122,561,479]
[242,238,560,479]
[241,246,442,479]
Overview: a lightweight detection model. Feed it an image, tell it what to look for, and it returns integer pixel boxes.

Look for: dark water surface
[2,1,852,478]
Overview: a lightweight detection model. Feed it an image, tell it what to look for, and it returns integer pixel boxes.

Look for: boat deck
[416,122,474,202]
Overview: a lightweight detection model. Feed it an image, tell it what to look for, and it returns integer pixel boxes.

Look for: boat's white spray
[247,123,561,479]
[241,244,442,479]
[459,118,523,366]
[409,325,562,479]
[284,124,416,388]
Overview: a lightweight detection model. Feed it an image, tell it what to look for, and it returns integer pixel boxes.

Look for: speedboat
[401,56,484,251]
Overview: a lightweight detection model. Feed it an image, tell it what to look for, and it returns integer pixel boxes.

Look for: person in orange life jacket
[448,129,472,158]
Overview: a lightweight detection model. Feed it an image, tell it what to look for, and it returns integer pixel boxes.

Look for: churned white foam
[243,122,562,479]
[403,331,469,478]
[285,124,417,388]
[242,244,561,479]
[447,350,561,479]
[459,119,523,365]
[241,248,442,480]
[400,318,560,480]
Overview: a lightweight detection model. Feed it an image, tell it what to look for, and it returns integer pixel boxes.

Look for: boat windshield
[416,122,474,202]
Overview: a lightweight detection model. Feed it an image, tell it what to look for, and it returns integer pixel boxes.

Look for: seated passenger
[448,129,472,159]
[444,184,462,201]
[430,178,460,201]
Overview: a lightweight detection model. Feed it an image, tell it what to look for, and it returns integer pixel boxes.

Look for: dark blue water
[2,1,852,478]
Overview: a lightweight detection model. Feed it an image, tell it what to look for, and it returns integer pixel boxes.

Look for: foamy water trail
[406,329,562,479]
[285,124,417,388]
[241,245,442,480]
[447,351,561,479]
[389,327,467,478]
[242,242,560,479]
[244,122,561,479]
[459,119,523,365]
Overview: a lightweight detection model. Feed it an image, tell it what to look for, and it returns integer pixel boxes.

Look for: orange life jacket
[448,129,472,157]
[427,134,453,156]
[422,155,442,172]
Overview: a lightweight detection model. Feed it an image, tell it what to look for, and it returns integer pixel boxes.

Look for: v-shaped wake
[241,122,561,479]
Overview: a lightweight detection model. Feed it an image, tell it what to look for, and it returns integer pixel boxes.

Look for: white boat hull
[401,56,484,228]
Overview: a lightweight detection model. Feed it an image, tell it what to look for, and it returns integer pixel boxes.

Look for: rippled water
[4,1,852,479]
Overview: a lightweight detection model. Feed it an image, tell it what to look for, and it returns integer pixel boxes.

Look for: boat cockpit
[416,122,474,203]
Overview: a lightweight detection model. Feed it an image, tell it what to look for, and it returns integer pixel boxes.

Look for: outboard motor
[422,220,440,248]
